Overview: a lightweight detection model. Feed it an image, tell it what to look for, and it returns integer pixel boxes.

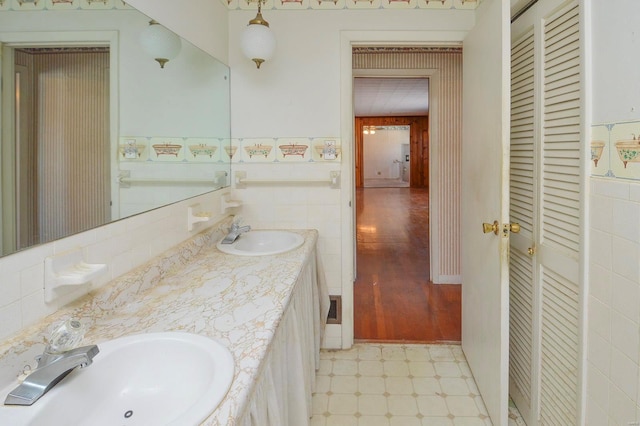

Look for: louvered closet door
[509,27,537,426]
[509,1,584,424]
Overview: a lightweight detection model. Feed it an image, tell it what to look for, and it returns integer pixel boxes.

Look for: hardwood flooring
[354,187,461,343]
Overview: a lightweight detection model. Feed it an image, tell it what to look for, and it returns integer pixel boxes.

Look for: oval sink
[216,230,304,256]
[1,332,234,426]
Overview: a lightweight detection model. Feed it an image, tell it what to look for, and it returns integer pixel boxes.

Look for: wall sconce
[240,0,276,69]
[363,126,376,135]
[140,20,182,69]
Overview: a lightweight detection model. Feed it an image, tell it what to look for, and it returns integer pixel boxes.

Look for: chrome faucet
[4,319,99,406]
[221,222,251,244]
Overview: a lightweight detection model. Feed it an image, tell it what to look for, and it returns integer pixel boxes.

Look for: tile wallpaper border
[0,0,131,11]
[225,0,479,11]
[118,137,228,164]
[230,137,342,164]
[0,0,478,11]
[591,120,640,182]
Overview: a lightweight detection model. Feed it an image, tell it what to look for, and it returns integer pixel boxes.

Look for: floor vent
[327,296,342,324]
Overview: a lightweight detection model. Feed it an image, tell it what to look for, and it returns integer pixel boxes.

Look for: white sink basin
[0,332,234,426]
[216,230,304,256]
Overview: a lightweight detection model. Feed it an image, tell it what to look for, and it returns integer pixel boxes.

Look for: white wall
[228,8,473,347]
[586,0,640,424]
[229,9,472,136]
[363,129,409,180]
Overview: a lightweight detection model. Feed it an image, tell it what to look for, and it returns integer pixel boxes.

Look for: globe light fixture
[140,20,182,69]
[240,0,276,69]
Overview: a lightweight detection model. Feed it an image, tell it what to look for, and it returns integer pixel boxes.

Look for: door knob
[527,247,535,255]
[482,221,500,235]
[506,223,521,233]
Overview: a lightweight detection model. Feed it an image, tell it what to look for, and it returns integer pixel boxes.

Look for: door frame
[340,32,467,349]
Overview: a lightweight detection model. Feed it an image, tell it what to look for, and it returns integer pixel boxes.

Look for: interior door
[461,0,510,424]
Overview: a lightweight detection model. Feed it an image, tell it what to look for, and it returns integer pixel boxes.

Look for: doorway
[1,45,111,253]
[352,72,461,342]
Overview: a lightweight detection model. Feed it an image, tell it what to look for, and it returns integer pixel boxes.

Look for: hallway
[354,188,461,342]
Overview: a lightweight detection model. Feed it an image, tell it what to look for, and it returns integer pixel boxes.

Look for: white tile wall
[0,189,231,341]
[587,178,640,425]
[230,162,343,348]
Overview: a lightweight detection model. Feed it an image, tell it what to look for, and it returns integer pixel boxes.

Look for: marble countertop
[0,225,318,425]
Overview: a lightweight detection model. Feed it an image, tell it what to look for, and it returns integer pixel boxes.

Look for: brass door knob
[482,221,500,235]
[527,247,535,255]
[509,223,521,233]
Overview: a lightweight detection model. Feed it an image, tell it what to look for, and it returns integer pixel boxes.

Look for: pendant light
[240,0,276,69]
[140,20,182,69]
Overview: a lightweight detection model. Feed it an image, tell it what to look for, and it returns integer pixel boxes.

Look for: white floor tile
[385,377,414,394]
[412,377,442,395]
[312,344,514,426]
[387,395,419,416]
[358,376,386,394]
[332,375,358,393]
[359,416,391,426]
[328,394,358,415]
[408,361,436,377]
[384,360,411,377]
[390,416,422,426]
[358,394,389,416]
[440,377,472,396]
[359,360,385,376]
[333,359,359,376]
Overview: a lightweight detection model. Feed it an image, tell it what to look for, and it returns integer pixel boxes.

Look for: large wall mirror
[0,3,231,257]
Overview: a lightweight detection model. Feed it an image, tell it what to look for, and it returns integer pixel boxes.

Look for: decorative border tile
[239,138,277,163]
[225,139,241,162]
[1,0,474,12]
[591,120,640,181]
[184,138,222,163]
[309,0,347,10]
[276,0,310,9]
[226,0,479,10]
[383,0,418,10]
[11,0,45,10]
[232,137,342,163]
[275,138,312,162]
[119,137,224,164]
[149,137,185,162]
[419,0,453,8]
[5,0,129,9]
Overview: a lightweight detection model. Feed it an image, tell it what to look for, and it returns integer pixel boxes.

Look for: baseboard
[432,275,461,284]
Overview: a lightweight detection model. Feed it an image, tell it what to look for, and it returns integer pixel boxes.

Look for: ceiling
[354,77,429,117]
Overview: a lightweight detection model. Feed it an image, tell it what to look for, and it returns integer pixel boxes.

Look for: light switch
[124,139,138,159]
[323,140,337,160]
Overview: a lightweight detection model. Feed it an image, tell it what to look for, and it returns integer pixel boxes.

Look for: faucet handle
[47,319,86,354]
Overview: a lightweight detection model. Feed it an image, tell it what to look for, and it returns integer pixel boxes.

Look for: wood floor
[354,187,461,343]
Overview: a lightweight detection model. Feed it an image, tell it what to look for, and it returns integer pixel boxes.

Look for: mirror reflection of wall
[0,5,231,258]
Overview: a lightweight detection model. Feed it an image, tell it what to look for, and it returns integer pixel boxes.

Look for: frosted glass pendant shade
[240,22,276,69]
[140,20,182,69]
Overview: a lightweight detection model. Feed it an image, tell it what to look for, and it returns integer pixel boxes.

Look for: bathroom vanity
[0,224,328,425]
